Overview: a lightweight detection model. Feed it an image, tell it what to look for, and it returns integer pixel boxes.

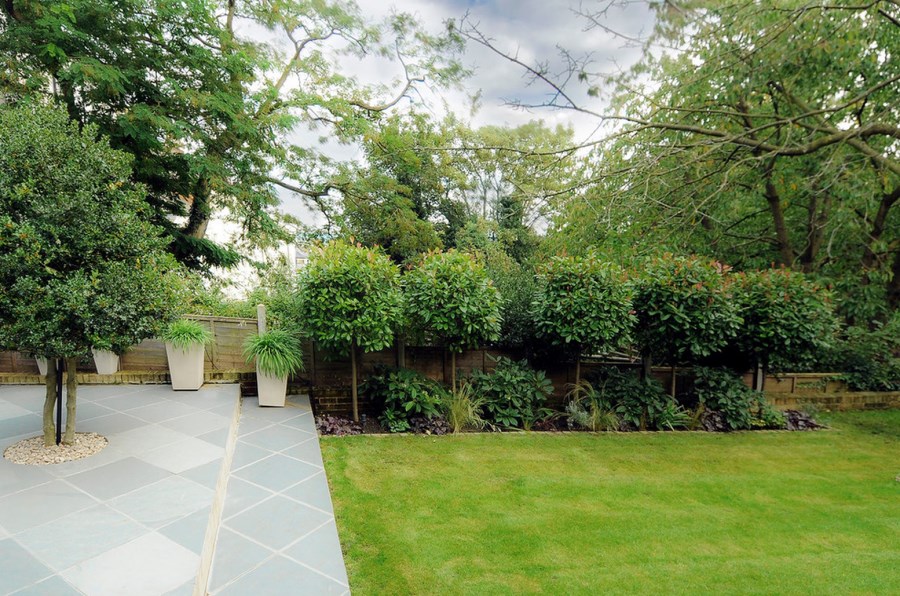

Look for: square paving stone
[231,440,272,471]
[197,426,230,446]
[159,506,212,555]
[240,424,313,452]
[15,504,145,571]
[241,404,304,424]
[215,554,345,595]
[65,457,171,501]
[0,458,54,498]
[281,437,324,468]
[236,417,276,437]
[208,527,274,592]
[95,391,160,411]
[225,495,332,551]
[0,538,54,594]
[180,458,225,489]
[0,479,97,534]
[279,411,315,432]
[47,444,130,478]
[162,410,233,437]
[232,454,321,493]
[128,401,202,424]
[137,437,224,474]
[69,401,115,422]
[163,579,196,596]
[108,475,213,528]
[62,532,199,596]
[79,412,146,436]
[0,413,41,440]
[222,477,273,520]
[281,472,333,514]
[283,519,349,586]
[0,400,33,421]
[11,574,82,595]
[106,424,193,455]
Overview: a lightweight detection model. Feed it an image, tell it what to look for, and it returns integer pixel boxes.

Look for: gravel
[3,433,108,466]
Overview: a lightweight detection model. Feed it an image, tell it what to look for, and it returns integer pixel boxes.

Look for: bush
[691,367,784,431]
[588,368,675,431]
[362,367,445,433]
[565,380,619,432]
[468,357,553,429]
[442,382,487,433]
[831,317,900,391]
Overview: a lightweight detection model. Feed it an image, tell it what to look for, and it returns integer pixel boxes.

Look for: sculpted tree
[0,103,183,445]
[1,0,463,270]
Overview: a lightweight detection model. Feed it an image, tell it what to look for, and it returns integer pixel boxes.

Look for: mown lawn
[321,411,900,595]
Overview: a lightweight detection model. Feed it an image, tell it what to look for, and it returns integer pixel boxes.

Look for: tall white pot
[165,343,206,391]
[256,368,287,407]
[34,356,48,376]
[91,348,119,375]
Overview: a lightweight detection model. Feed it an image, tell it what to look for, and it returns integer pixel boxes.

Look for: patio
[0,384,348,595]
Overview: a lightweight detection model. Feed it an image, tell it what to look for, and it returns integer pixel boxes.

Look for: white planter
[256,368,287,407]
[91,348,119,375]
[34,357,48,376]
[165,343,206,391]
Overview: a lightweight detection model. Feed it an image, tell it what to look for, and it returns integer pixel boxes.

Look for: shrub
[632,255,741,365]
[691,367,762,431]
[442,382,487,433]
[468,357,553,429]
[161,319,212,349]
[362,367,445,433]
[565,380,619,432]
[589,367,673,431]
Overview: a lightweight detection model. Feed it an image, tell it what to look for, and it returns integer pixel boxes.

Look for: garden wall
[2,314,898,416]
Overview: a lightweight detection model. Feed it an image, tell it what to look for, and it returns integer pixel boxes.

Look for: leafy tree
[1,0,463,270]
[632,255,742,373]
[0,102,183,445]
[462,2,900,318]
[732,268,837,385]
[533,254,634,385]
[403,250,502,391]
[293,240,403,421]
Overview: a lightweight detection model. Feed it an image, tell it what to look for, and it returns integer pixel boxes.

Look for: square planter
[91,348,119,375]
[165,343,206,391]
[34,356,48,376]
[256,368,287,407]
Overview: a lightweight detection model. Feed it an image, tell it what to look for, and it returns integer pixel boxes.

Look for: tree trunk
[350,339,359,422]
[670,365,677,398]
[888,248,900,312]
[42,359,58,447]
[575,350,582,387]
[63,356,78,444]
[764,160,795,266]
[640,352,652,382]
[451,351,457,393]
[397,336,406,369]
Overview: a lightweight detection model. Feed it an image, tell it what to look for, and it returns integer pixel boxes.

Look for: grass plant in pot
[161,319,212,390]
[243,329,304,407]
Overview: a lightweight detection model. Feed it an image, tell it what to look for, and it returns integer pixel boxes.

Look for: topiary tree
[403,250,502,391]
[533,254,634,385]
[632,255,742,377]
[0,102,184,446]
[294,240,403,421]
[733,268,837,388]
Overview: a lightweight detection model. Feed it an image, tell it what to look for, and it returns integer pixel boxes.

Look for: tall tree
[0,102,183,445]
[1,0,463,270]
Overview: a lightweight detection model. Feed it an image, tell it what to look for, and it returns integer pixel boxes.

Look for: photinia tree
[0,102,184,446]
[533,254,634,385]
[632,255,742,376]
[403,250,502,391]
[294,240,403,422]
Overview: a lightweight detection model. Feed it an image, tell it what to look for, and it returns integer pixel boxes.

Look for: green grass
[321,411,900,595]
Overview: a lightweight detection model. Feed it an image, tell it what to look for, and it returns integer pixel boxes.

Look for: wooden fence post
[257,304,267,335]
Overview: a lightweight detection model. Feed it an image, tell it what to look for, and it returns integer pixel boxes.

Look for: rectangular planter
[165,343,206,390]
[91,348,120,375]
[256,368,287,407]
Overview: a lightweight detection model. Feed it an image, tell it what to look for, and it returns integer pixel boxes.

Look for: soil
[3,432,108,465]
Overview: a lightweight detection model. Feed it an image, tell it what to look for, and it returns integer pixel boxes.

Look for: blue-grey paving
[208,395,349,595]
[0,384,349,596]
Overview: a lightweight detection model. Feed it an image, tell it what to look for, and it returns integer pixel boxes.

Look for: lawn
[321,411,900,595]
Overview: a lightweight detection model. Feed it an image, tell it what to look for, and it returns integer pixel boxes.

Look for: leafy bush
[831,317,900,391]
[468,357,553,429]
[161,319,212,349]
[442,382,487,433]
[691,367,764,431]
[243,330,304,378]
[315,415,362,436]
[565,380,619,432]
[589,368,673,431]
[362,367,445,433]
[632,255,742,365]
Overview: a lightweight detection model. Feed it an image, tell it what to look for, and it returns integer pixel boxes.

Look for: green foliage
[161,319,212,350]
[0,102,183,358]
[403,250,502,353]
[468,357,553,429]
[632,255,742,364]
[293,240,402,355]
[442,381,487,433]
[565,380,619,432]
[733,269,837,370]
[691,367,757,431]
[829,316,900,391]
[243,329,304,378]
[362,367,444,433]
[589,368,673,431]
[533,254,634,358]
